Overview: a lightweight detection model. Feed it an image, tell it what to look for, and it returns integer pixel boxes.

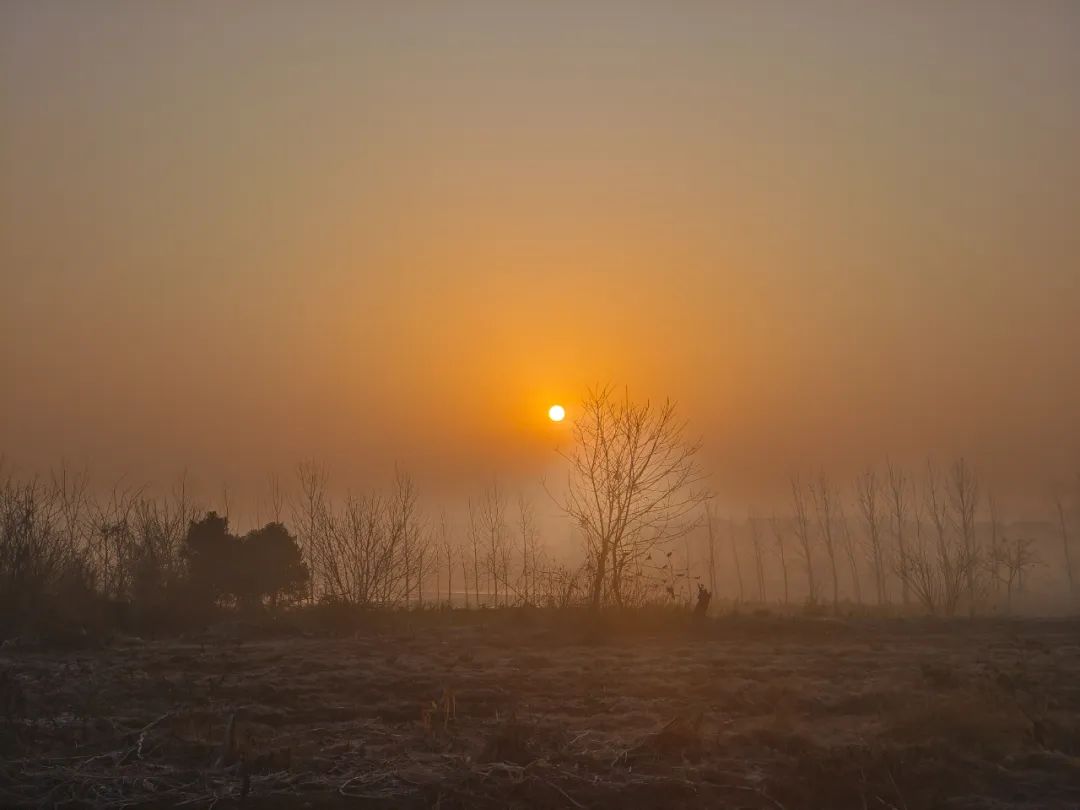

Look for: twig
[531,774,586,809]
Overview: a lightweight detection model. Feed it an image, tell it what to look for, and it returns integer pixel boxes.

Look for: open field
[2,612,1079,808]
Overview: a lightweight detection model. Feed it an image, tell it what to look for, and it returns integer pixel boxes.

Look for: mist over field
[2,3,1079,808]
[3,2,1079,508]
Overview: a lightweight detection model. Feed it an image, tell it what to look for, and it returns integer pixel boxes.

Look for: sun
[548,404,566,422]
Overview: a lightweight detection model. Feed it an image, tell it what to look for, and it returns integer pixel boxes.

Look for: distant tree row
[0,465,309,637]
[1,388,1078,638]
[695,462,1077,617]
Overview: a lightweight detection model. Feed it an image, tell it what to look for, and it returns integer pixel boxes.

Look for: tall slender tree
[857,469,887,605]
[769,512,790,606]
[811,475,840,610]
[790,475,817,603]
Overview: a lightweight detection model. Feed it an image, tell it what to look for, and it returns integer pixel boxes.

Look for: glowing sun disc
[548,404,566,422]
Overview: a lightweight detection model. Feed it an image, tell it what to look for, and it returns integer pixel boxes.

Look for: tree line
[0,467,316,637]
[2,388,1077,637]
[696,462,1075,617]
[0,461,586,638]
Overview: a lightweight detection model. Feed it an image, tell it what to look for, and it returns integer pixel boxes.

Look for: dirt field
[2,612,1079,808]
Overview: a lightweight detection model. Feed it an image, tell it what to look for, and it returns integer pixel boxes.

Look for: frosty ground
[2,611,1078,808]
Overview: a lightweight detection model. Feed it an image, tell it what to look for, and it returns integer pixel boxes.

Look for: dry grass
[1,612,1078,808]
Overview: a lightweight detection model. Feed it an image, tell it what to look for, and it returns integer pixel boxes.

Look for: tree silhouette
[557,386,708,608]
[184,513,308,608]
[240,522,309,607]
[183,512,239,604]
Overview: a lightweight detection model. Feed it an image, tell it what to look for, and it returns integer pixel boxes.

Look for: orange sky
[2,2,1079,512]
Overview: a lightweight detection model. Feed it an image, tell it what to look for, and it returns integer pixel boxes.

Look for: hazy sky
[2,2,1078,511]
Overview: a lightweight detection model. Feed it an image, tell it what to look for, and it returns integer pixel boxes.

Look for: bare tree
[926,461,956,613]
[306,469,425,609]
[476,483,507,606]
[516,495,538,605]
[315,491,391,607]
[220,483,231,525]
[88,478,146,602]
[705,505,718,599]
[790,475,817,603]
[992,537,1040,614]
[438,511,454,607]
[892,462,991,618]
[886,461,910,606]
[129,474,198,610]
[683,536,694,603]
[460,538,471,609]
[266,473,284,523]
[748,509,766,602]
[810,474,840,611]
[53,465,92,561]
[895,490,946,615]
[769,512,790,606]
[1,473,86,620]
[987,492,1002,603]
[466,500,483,607]
[416,542,426,607]
[836,499,862,606]
[947,459,981,616]
[391,471,423,606]
[1,465,205,629]
[729,514,745,603]
[913,460,974,616]
[1053,491,1075,602]
[856,469,887,606]
[293,461,329,603]
[556,386,708,608]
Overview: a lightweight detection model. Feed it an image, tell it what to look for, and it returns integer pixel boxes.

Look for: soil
[1,611,1078,808]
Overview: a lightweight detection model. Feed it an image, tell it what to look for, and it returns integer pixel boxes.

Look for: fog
[3,2,1079,509]
[3,7,1080,806]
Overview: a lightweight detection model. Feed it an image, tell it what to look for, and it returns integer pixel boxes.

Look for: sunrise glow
[2,6,1078,806]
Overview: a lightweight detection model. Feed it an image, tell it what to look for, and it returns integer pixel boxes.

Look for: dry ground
[1,611,1079,808]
